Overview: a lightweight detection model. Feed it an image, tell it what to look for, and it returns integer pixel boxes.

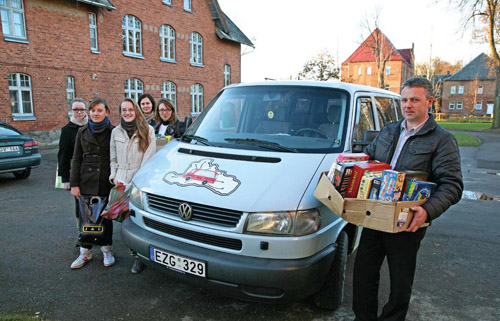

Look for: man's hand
[406,206,428,232]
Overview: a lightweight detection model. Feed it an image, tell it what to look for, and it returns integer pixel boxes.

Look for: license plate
[150,247,206,277]
[0,146,20,153]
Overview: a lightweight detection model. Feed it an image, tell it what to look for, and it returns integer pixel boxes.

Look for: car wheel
[314,230,348,310]
[13,168,31,179]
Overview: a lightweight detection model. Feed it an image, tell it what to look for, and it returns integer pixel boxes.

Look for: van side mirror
[184,116,193,129]
[352,130,379,153]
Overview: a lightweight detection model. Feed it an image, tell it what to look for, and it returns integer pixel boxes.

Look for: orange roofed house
[341,28,414,93]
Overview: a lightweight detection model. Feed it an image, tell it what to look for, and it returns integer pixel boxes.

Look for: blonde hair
[155,98,178,124]
[119,98,151,153]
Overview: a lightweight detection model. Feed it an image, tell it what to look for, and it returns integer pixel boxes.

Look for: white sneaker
[101,246,115,267]
[71,247,92,269]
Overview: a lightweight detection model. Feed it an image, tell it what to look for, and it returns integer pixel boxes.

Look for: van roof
[225,81,401,97]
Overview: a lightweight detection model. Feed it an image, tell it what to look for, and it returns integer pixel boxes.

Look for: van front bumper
[121,218,337,302]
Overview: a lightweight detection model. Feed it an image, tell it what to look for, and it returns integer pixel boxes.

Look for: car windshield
[184,85,350,153]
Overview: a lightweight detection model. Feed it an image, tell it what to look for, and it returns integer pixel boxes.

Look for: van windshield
[183,85,350,153]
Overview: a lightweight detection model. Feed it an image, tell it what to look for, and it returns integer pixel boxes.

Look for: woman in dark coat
[154,98,185,138]
[70,97,114,269]
[138,93,156,128]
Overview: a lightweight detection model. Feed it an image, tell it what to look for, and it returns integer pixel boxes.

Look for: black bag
[78,195,108,245]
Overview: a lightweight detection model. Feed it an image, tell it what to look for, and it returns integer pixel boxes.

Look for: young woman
[70,97,114,269]
[138,93,156,128]
[110,98,156,273]
[154,98,185,138]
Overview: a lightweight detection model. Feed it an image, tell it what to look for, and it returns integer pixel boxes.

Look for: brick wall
[441,79,496,116]
[0,0,242,134]
[341,60,410,94]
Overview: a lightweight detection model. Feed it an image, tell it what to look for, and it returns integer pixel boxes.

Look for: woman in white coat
[110,98,156,273]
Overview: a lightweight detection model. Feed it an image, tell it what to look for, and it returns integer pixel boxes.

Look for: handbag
[78,195,108,244]
[101,183,131,223]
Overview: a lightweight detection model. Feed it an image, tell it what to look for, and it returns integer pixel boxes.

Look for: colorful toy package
[357,171,383,199]
[345,161,391,198]
[401,180,437,201]
[378,170,406,202]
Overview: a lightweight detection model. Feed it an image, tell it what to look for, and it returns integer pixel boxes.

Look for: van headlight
[129,183,144,210]
[244,209,320,236]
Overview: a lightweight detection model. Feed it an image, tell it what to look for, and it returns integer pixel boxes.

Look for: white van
[121,81,402,310]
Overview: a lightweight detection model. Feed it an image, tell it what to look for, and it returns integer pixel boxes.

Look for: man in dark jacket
[352,77,463,321]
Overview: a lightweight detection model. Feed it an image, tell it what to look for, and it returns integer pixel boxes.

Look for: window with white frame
[8,73,33,117]
[160,25,175,62]
[477,86,483,94]
[124,78,144,102]
[89,12,98,52]
[450,86,456,95]
[190,32,203,65]
[456,101,463,110]
[367,66,372,75]
[476,101,483,110]
[162,0,172,5]
[190,83,203,115]
[184,0,192,11]
[357,66,362,76]
[0,0,26,40]
[122,15,142,57]
[458,86,464,95]
[66,76,75,113]
[161,81,177,110]
[449,102,455,110]
[224,64,231,86]
[385,66,391,75]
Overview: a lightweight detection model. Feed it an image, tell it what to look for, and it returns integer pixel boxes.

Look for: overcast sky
[217,0,491,82]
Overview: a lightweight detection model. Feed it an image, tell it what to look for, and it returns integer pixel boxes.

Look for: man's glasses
[159,109,173,113]
[72,109,86,114]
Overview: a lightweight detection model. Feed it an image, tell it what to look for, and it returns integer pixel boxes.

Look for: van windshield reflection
[184,85,350,153]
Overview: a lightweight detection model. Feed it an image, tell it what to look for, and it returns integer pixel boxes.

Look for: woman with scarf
[138,93,156,128]
[154,98,185,138]
[109,98,156,274]
[70,98,115,269]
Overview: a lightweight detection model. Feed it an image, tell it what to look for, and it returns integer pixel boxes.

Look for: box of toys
[314,172,426,233]
[357,172,383,199]
[401,180,437,201]
[378,170,406,202]
[345,161,391,198]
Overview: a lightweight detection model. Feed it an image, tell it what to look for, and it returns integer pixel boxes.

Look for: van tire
[314,230,348,310]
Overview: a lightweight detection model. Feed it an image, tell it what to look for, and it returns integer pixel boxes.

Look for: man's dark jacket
[364,114,463,221]
[70,124,114,197]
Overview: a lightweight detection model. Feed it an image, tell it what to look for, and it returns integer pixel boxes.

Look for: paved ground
[0,131,499,321]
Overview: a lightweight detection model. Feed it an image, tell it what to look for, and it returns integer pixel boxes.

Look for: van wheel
[314,231,348,310]
[13,168,31,179]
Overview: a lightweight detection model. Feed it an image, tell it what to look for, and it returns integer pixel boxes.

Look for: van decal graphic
[163,158,241,196]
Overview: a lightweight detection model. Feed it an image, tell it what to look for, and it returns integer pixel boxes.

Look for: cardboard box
[314,172,426,233]
[155,136,171,151]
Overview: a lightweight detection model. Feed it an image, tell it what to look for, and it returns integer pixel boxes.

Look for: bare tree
[298,49,340,81]
[359,7,396,89]
[451,0,500,128]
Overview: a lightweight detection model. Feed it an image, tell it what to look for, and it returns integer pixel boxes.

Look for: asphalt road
[0,136,499,321]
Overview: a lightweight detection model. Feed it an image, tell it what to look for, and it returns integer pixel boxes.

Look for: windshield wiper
[224,138,297,153]
[182,134,215,146]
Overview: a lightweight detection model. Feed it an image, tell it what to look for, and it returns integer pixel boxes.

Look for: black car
[0,121,42,179]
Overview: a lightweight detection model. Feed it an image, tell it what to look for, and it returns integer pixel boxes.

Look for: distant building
[341,28,414,94]
[441,53,496,117]
[0,0,253,140]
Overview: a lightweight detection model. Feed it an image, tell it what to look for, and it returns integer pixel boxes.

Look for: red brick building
[341,28,414,94]
[441,53,496,117]
[0,0,253,142]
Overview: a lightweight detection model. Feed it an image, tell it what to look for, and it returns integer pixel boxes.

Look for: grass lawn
[0,316,48,321]
[437,121,493,131]
[450,131,481,146]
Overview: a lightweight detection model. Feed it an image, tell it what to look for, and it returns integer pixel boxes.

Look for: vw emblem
[178,203,193,221]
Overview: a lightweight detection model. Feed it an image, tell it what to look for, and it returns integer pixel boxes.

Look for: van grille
[146,193,243,227]
[143,217,243,250]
